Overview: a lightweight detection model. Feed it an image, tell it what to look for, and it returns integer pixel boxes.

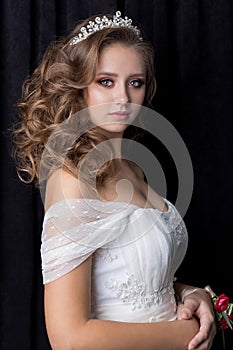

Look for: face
[85,43,146,135]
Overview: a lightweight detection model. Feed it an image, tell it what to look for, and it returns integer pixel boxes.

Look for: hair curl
[13,13,156,192]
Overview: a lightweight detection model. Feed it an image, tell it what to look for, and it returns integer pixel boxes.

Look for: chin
[100,123,129,134]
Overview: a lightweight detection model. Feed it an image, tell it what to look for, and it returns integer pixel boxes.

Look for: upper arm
[44,256,92,349]
[43,168,92,348]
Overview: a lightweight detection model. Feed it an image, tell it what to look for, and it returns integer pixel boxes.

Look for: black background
[0,1,233,349]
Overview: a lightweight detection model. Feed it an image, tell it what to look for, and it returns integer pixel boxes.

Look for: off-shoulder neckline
[44,197,172,217]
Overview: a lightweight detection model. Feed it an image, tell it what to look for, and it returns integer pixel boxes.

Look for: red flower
[215,294,230,312]
[218,317,229,330]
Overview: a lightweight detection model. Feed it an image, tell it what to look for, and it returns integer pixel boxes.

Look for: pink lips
[108,111,129,120]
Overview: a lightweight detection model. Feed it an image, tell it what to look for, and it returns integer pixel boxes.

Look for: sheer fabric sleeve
[41,198,135,284]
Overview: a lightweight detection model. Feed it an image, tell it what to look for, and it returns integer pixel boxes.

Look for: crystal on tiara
[69,11,141,45]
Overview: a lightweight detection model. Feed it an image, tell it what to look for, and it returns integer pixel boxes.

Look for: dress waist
[91,290,177,323]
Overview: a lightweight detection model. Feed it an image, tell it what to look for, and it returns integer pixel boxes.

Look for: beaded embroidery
[94,248,118,262]
[105,272,175,311]
[162,212,187,244]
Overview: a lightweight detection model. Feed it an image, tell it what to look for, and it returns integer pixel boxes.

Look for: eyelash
[98,79,113,87]
[97,79,145,88]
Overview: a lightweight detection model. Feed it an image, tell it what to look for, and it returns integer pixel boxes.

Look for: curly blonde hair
[13,13,156,190]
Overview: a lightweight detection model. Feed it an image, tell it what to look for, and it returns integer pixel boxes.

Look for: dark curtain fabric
[1,1,232,349]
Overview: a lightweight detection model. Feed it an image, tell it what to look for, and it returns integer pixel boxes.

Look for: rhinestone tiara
[69,11,141,45]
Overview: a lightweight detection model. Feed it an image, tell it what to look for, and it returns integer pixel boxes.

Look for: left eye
[129,80,144,88]
[98,79,113,87]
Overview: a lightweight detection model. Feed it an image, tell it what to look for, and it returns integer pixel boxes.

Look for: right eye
[97,79,114,87]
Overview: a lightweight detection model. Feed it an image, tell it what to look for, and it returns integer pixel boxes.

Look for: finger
[188,323,215,350]
[194,308,216,341]
[188,331,207,349]
[177,303,193,320]
[188,337,213,350]
[183,297,199,313]
[177,298,198,320]
[188,313,208,348]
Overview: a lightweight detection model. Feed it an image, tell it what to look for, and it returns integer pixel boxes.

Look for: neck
[109,136,123,159]
[98,128,124,159]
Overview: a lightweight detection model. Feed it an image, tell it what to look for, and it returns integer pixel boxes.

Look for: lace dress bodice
[41,198,188,323]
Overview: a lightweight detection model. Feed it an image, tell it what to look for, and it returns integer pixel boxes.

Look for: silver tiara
[69,11,141,45]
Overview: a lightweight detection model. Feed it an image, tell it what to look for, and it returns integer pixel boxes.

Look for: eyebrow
[96,72,145,78]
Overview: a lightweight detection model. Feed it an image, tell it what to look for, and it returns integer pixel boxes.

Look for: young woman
[14,11,216,350]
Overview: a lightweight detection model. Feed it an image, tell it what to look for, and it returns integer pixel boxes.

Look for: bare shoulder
[45,168,84,212]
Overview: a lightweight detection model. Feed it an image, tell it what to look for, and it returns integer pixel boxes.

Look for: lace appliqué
[105,272,175,311]
[94,248,118,262]
[163,214,187,244]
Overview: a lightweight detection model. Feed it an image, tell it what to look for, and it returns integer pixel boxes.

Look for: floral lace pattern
[105,272,175,311]
[94,248,118,262]
[162,213,187,244]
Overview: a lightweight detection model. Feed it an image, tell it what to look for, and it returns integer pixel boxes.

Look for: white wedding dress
[41,197,188,323]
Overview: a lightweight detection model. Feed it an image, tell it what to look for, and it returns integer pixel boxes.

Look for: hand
[177,288,216,350]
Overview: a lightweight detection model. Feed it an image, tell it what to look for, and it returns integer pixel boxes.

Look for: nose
[114,82,130,104]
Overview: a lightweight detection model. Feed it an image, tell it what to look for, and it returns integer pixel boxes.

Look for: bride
[13,11,216,350]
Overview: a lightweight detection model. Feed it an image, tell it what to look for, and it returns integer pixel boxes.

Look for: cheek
[134,88,146,105]
[86,86,110,107]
